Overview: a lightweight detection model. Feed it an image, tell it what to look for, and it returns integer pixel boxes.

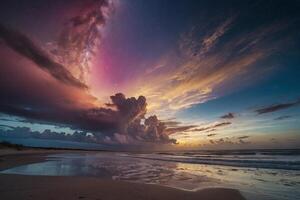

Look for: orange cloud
[128,19,288,117]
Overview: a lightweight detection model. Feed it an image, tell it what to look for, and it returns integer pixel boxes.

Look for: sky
[0,0,300,150]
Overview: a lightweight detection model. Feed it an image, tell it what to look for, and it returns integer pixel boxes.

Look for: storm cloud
[0,92,177,145]
[0,23,87,89]
[0,0,177,146]
[0,0,113,88]
[107,93,177,144]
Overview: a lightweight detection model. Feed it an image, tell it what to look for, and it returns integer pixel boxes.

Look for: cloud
[0,23,87,89]
[0,0,114,88]
[0,124,15,130]
[274,115,292,120]
[207,133,217,137]
[209,138,233,145]
[173,122,231,144]
[238,139,250,144]
[190,122,232,133]
[0,126,98,144]
[208,136,251,146]
[165,125,198,135]
[107,93,177,144]
[110,93,147,124]
[209,139,215,144]
[130,15,293,116]
[214,122,232,127]
[237,136,250,139]
[255,99,300,114]
[0,92,177,145]
[0,1,115,128]
[0,0,178,146]
[270,138,278,143]
[160,120,182,127]
[200,17,235,55]
[220,112,235,119]
[51,0,113,82]
[206,129,216,133]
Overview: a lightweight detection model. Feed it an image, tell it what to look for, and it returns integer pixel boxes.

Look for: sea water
[1,149,300,200]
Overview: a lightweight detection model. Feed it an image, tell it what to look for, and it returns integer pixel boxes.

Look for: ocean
[1,149,300,200]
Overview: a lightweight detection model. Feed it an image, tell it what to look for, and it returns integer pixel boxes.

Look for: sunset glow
[0,0,300,150]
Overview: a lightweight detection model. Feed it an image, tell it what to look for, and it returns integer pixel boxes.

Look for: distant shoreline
[1,140,299,153]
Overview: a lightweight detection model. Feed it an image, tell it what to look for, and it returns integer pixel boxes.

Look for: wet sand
[0,149,246,200]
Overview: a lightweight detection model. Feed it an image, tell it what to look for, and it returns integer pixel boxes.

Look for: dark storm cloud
[220,113,235,119]
[105,93,177,144]
[0,1,145,145]
[110,93,147,123]
[255,99,300,114]
[0,93,177,145]
[0,24,87,89]
[0,104,116,134]
[0,0,177,146]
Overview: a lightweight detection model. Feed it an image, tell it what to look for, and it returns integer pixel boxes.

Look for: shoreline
[0,149,246,200]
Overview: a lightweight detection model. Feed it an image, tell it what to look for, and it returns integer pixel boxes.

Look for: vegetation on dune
[0,141,24,150]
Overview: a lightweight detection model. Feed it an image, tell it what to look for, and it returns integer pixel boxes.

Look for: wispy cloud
[200,17,235,55]
[180,122,232,137]
[188,122,232,133]
[165,125,198,135]
[132,17,289,116]
[255,99,300,114]
[274,115,292,120]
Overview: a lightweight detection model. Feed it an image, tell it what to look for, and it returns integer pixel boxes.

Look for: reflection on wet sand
[1,153,299,200]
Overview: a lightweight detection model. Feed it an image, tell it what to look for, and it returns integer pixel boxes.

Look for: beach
[0,149,246,200]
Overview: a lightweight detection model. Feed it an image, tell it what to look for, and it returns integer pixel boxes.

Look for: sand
[0,149,246,200]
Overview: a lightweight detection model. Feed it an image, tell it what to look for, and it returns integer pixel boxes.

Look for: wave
[124,149,300,170]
